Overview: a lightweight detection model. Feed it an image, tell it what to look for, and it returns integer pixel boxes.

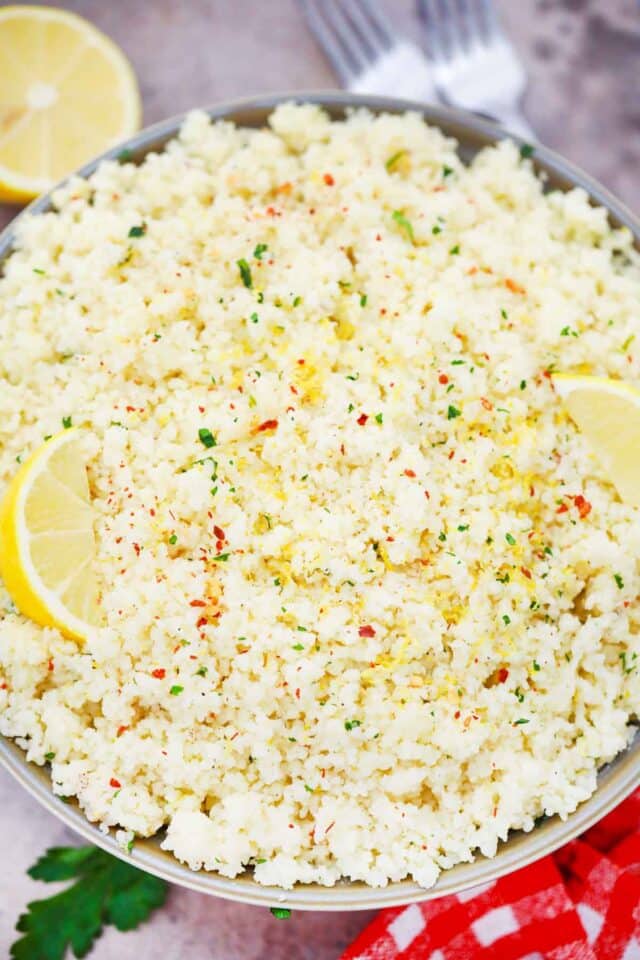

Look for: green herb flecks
[169,685,183,696]
[237,258,253,289]
[270,907,291,919]
[344,720,361,731]
[128,224,146,238]
[198,428,216,449]
[392,210,415,244]
[253,243,268,260]
[385,149,408,172]
[62,416,72,429]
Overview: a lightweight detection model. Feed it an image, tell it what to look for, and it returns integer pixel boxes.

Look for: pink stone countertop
[0,1,638,957]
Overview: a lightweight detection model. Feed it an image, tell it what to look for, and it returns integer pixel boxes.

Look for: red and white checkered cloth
[341,789,640,960]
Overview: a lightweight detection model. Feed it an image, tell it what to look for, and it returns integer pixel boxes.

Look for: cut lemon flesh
[0,429,99,640]
[553,373,640,508]
[0,5,141,202]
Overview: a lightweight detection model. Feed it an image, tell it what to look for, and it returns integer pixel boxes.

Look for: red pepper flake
[340,443,346,455]
[497,668,509,684]
[505,278,526,294]
[125,405,136,412]
[375,233,382,241]
[297,358,305,365]
[189,599,206,607]
[480,397,493,411]
[404,469,416,478]
[295,687,300,700]
[556,502,569,514]
[529,485,535,498]
[117,725,129,737]
[213,525,225,541]
[572,494,592,519]
[438,373,449,385]
[0,683,7,690]
[520,566,532,580]
[448,450,455,460]
[323,173,335,186]
[152,669,166,680]
[290,384,298,395]
[256,418,278,433]
[466,266,478,276]
[149,508,156,517]
[325,821,336,835]
[358,625,376,638]
[47,658,54,672]
[110,778,121,789]
[133,542,141,556]
[424,490,430,499]
[357,413,368,426]
[454,710,461,719]
[196,616,208,629]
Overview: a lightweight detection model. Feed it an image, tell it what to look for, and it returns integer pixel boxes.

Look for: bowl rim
[0,90,638,912]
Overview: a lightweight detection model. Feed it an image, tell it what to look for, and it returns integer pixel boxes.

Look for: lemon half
[554,373,640,508]
[0,429,99,640]
[0,5,141,202]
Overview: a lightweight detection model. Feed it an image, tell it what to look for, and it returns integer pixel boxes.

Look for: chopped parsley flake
[447,404,461,420]
[292,295,302,306]
[614,573,624,589]
[449,244,460,255]
[520,379,527,390]
[502,615,511,625]
[514,718,530,725]
[44,752,56,761]
[432,224,442,235]
[442,165,454,177]
[198,428,216,449]
[237,258,253,288]
[505,533,516,545]
[62,416,72,429]
[212,553,230,562]
[375,412,383,424]
[344,720,361,731]
[360,293,367,307]
[304,784,314,793]
[533,660,541,671]
[168,534,178,545]
[128,224,146,238]
[292,643,304,651]
[250,312,259,323]
[196,666,208,677]
[253,243,268,260]
[385,149,407,172]
[392,209,415,244]
[270,908,291,919]
[520,143,534,158]
[169,685,183,696]
[33,268,46,275]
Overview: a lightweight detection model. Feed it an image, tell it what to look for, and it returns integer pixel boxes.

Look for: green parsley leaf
[502,615,511,625]
[292,643,304,651]
[198,428,216,449]
[360,293,367,307]
[292,295,302,307]
[212,553,230,562]
[304,784,314,793]
[442,165,454,177]
[447,404,461,420]
[10,845,166,960]
[128,224,146,238]
[614,573,624,589]
[168,534,178,545]
[520,379,527,390]
[392,209,415,244]
[270,907,291,919]
[196,666,208,677]
[533,660,541,671]
[237,258,253,288]
[432,224,442,235]
[344,720,361,731]
[33,268,46,275]
[62,416,72,429]
[501,308,508,319]
[449,244,460,255]
[505,533,516,545]
[520,143,534,159]
[514,718,530,725]
[169,685,183,696]
[375,412,383,424]
[253,243,268,260]
[44,752,56,761]
[117,149,134,163]
[457,524,469,531]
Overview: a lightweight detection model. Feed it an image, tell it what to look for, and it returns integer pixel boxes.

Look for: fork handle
[487,105,536,141]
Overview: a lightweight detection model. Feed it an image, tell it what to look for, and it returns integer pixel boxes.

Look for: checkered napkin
[341,789,640,960]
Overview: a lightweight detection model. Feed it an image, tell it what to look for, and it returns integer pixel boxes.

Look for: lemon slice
[0,429,99,640]
[0,5,141,202]
[553,373,640,508]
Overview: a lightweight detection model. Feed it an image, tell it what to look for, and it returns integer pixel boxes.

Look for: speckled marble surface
[0,1,638,957]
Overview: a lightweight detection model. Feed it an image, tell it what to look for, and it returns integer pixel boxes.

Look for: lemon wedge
[0,5,141,202]
[553,373,640,508]
[0,429,100,640]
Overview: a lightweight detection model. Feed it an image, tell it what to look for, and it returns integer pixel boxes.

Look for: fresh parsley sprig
[11,845,167,960]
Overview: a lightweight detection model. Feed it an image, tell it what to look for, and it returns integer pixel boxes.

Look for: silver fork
[418,0,535,138]
[299,0,438,102]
